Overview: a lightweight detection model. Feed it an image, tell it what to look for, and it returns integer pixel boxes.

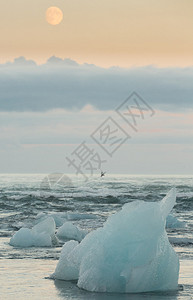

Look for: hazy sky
[0,1,193,175]
[1,0,193,67]
[0,58,193,174]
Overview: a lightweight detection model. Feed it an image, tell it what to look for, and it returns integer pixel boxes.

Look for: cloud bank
[1,56,193,112]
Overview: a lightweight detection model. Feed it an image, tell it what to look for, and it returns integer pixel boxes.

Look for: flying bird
[100,171,106,177]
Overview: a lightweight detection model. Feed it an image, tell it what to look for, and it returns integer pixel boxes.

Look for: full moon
[46,7,63,25]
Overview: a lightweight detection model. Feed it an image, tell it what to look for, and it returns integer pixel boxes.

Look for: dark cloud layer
[0,56,193,112]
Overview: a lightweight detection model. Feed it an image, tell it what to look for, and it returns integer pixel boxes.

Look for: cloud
[0,56,193,112]
[3,56,37,67]
[47,56,79,67]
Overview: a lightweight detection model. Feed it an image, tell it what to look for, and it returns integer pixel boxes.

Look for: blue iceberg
[10,217,58,247]
[52,188,179,293]
[57,221,87,242]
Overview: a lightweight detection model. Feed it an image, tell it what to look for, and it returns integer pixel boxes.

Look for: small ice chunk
[53,188,179,293]
[10,228,52,247]
[51,240,79,280]
[57,222,87,242]
[10,217,58,247]
[36,212,46,219]
[32,217,59,245]
[36,212,67,227]
[50,214,67,227]
[166,214,187,228]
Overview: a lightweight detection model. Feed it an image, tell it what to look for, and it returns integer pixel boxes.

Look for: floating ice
[51,240,79,280]
[52,188,179,293]
[36,212,67,227]
[32,217,59,245]
[10,217,58,247]
[10,228,52,247]
[166,214,186,228]
[36,212,96,227]
[57,222,87,242]
[67,213,97,221]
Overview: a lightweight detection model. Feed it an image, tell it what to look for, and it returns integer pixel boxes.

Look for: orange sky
[1,0,193,67]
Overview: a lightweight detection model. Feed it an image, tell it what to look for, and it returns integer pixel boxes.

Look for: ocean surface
[0,174,193,300]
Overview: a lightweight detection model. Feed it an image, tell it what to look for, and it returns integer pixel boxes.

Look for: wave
[169,237,193,245]
[177,192,193,198]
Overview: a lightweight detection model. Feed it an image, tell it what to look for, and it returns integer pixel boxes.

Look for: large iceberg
[52,188,179,293]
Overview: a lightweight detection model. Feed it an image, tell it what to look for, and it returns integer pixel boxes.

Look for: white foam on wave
[177,192,193,198]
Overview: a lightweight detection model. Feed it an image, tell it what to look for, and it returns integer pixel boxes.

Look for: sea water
[0,174,193,299]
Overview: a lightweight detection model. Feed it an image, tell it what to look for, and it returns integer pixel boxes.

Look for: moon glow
[46,7,63,25]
